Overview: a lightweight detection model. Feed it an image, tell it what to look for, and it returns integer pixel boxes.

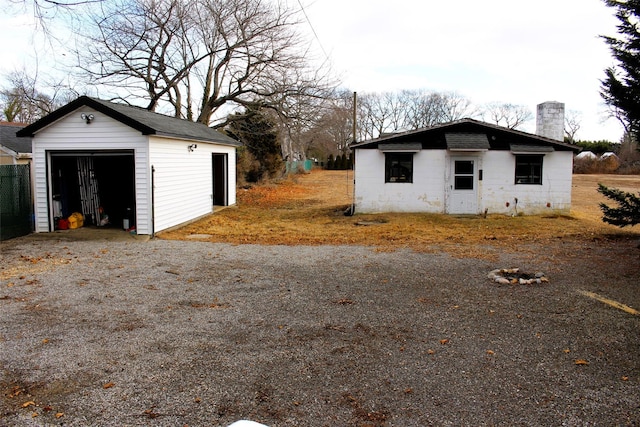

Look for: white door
[447,158,478,214]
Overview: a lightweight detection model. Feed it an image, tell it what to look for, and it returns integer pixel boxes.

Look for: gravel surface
[1,231,639,426]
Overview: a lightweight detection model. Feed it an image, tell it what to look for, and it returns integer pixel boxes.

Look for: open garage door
[49,151,136,230]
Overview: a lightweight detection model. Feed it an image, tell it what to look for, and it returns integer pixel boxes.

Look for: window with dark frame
[385,152,413,183]
[515,154,543,184]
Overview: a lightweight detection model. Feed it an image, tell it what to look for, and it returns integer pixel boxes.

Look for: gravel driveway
[1,231,639,426]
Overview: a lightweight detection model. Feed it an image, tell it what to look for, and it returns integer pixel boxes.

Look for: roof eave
[16,96,156,137]
[351,118,582,153]
[153,132,242,147]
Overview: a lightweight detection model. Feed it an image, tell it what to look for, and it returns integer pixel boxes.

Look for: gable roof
[351,118,581,153]
[0,122,31,154]
[16,96,241,147]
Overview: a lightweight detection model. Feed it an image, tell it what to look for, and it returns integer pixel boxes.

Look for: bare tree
[300,90,354,160]
[0,69,75,123]
[481,102,532,130]
[8,0,102,34]
[439,91,475,122]
[564,110,582,143]
[75,0,335,127]
[356,89,475,139]
[357,92,398,140]
[77,0,199,114]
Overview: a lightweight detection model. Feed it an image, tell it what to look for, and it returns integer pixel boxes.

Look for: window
[385,153,413,183]
[515,155,543,184]
[454,160,474,190]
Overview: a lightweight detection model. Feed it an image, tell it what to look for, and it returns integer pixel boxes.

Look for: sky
[298,0,624,141]
[0,0,626,141]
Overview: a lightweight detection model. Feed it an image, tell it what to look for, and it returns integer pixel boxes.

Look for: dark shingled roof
[510,143,554,153]
[16,96,241,147]
[351,118,581,153]
[378,142,422,152]
[445,133,490,150]
[0,122,30,154]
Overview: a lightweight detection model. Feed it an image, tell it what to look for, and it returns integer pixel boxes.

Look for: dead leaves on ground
[163,171,637,254]
[342,392,389,426]
[4,386,65,420]
[1,253,74,281]
[189,297,230,309]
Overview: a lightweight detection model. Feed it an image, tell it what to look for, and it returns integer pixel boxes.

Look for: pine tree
[598,184,640,227]
[600,0,640,140]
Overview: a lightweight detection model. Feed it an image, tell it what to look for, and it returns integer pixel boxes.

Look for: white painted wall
[149,136,237,233]
[31,107,149,233]
[480,150,574,215]
[354,148,574,215]
[354,149,447,213]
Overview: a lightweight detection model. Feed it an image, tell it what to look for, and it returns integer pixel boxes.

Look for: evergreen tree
[598,1,640,228]
[600,0,640,140]
[327,154,334,170]
[598,184,640,227]
[226,107,283,183]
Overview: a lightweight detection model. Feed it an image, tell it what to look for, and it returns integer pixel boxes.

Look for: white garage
[18,96,241,236]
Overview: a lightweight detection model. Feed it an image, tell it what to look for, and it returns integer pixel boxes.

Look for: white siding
[32,107,150,233]
[149,136,237,233]
[354,148,574,215]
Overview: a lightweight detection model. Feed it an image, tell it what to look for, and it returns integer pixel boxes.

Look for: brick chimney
[536,101,565,141]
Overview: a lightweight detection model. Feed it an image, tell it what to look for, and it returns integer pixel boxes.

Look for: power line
[296,0,331,65]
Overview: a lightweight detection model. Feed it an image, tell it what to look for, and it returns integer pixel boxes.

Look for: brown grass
[159,170,639,256]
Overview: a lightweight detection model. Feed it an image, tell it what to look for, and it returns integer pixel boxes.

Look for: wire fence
[0,164,33,240]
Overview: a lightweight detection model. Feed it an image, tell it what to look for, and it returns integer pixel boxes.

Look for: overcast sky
[0,0,625,141]
[300,0,624,141]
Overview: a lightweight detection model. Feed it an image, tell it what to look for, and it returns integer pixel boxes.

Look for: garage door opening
[49,151,136,230]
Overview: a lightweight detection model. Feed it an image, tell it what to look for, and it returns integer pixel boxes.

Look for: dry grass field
[159,171,639,256]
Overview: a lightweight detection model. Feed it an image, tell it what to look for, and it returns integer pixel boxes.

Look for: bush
[237,147,283,185]
[573,155,620,174]
[617,161,640,174]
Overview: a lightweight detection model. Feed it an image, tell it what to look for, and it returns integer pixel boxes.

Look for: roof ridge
[87,96,197,122]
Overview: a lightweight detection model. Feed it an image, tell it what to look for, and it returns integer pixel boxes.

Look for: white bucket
[123,218,130,230]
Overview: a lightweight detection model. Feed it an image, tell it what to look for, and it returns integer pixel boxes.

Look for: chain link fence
[0,164,33,240]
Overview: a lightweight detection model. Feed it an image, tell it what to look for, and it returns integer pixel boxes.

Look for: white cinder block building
[351,102,580,215]
[18,96,241,236]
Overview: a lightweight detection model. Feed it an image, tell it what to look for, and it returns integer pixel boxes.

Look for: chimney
[536,101,565,141]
